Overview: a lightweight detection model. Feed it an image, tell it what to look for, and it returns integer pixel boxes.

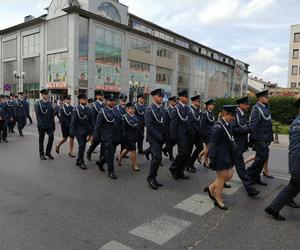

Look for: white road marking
[223,182,242,195]
[174,194,214,216]
[129,215,191,245]
[99,241,133,250]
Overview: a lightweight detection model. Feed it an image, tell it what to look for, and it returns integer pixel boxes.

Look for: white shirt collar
[97,100,103,104]
[80,104,85,109]
[128,113,134,117]
[106,105,114,111]
[258,101,265,107]
[191,104,199,110]
[179,101,186,107]
[65,103,69,107]
[222,117,229,126]
[237,107,244,116]
[153,102,162,108]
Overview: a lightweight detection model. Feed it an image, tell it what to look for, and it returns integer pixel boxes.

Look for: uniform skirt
[211,159,233,171]
[61,125,73,139]
[124,137,137,151]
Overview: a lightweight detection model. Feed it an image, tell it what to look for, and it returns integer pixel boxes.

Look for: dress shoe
[263,172,274,179]
[46,154,54,160]
[69,153,76,158]
[116,157,122,166]
[96,161,105,172]
[178,173,190,180]
[204,186,215,201]
[145,151,150,161]
[265,207,285,221]
[86,151,92,161]
[248,189,260,197]
[186,166,196,173]
[169,169,179,180]
[19,133,24,137]
[79,162,87,170]
[214,200,228,210]
[132,166,140,172]
[154,179,163,187]
[108,172,118,180]
[256,180,267,186]
[11,130,15,133]
[287,199,300,208]
[2,139,8,143]
[55,145,59,154]
[40,154,47,160]
[224,183,231,188]
[147,177,159,190]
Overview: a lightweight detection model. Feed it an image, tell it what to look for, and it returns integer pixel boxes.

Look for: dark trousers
[27,114,33,124]
[170,139,189,175]
[148,142,162,178]
[0,120,4,141]
[188,136,203,167]
[163,139,176,159]
[234,150,256,193]
[2,121,8,140]
[16,117,26,134]
[38,127,54,156]
[98,141,116,173]
[88,138,101,154]
[8,118,15,132]
[76,135,88,164]
[137,127,145,152]
[247,141,269,182]
[268,174,300,212]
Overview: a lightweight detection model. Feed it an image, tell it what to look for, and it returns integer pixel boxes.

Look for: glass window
[47,52,68,89]
[2,60,17,93]
[292,66,298,75]
[293,49,299,59]
[79,16,89,89]
[2,39,17,59]
[156,46,173,59]
[23,57,40,100]
[294,33,300,42]
[130,38,151,54]
[156,67,172,86]
[23,33,40,56]
[177,54,191,92]
[291,82,297,88]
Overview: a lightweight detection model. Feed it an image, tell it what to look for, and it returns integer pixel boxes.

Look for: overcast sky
[0,0,299,87]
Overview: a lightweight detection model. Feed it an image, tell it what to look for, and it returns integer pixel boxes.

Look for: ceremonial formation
[1,88,300,221]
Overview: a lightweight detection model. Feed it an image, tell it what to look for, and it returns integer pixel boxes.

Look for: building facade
[247,76,278,96]
[0,0,249,104]
[288,24,300,88]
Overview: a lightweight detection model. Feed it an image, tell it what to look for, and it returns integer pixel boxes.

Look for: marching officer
[265,99,300,221]
[0,95,5,142]
[186,95,204,173]
[93,94,119,180]
[8,94,16,133]
[247,90,273,186]
[200,98,216,168]
[3,95,14,141]
[135,94,146,154]
[115,93,128,156]
[34,89,55,160]
[169,89,190,180]
[70,93,93,169]
[145,88,165,189]
[232,96,260,197]
[162,96,177,161]
[55,95,75,157]
[0,95,9,142]
[86,90,105,161]
[14,92,28,137]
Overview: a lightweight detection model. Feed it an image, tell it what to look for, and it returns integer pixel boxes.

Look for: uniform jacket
[91,101,104,128]
[170,102,189,140]
[163,106,175,140]
[188,105,204,138]
[232,108,250,153]
[5,100,14,119]
[122,113,139,143]
[14,99,27,118]
[59,104,73,128]
[34,100,55,130]
[201,109,215,143]
[134,102,146,129]
[145,103,165,145]
[70,105,93,137]
[249,102,273,143]
[288,115,300,174]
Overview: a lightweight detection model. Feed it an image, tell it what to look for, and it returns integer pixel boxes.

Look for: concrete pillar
[87,19,96,98]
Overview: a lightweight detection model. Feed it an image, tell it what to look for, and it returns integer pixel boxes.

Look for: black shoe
[147,177,159,190]
[265,207,285,221]
[145,151,150,161]
[55,145,59,154]
[154,179,163,187]
[2,139,8,143]
[214,200,228,210]
[263,172,274,179]
[96,161,105,172]
[40,154,47,160]
[169,169,179,180]
[86,151,92,161]
[19,133,24,137]
[162,148,168,157]
[256,180,267,186]
[108,172,117,180]
[186,166,196,173]
[248,189,260,197]
[11,130,15,133]
[224,183,231,188]
[46,154,54,160]
[178,173,190,180]
[287,200,300,209]
[79,162,87,170]
[69,153,76,158]
[204,186,215,201]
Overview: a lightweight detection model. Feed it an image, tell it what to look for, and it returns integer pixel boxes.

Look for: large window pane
[177,54,190,93]
[130,38,151,54]
[3,60,17,93]
[79,16,89,89]
[23,57,40,100]
[2,39,17,59]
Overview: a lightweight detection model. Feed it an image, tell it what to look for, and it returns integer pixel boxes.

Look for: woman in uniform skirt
[204,105,237,210]
[55,95,75,157]
[117,103,140,171]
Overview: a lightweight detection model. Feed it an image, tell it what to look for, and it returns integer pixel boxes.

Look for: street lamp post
[13,71,26,93]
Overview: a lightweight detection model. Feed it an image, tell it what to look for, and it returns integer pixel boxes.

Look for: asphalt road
[0,123,299,250]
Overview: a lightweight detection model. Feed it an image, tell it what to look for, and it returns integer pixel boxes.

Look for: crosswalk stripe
[129,215,191,245]
[99,241,133,250]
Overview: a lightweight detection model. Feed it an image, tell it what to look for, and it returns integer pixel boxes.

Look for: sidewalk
[270,134,289,149]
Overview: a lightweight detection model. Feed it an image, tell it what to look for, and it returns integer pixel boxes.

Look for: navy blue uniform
[145,103,165,178]
[169,102,190,175]
[14,99,27,136]
[0,101,11,141]
[122,113,139,151]
[202,109,215,143]
[267,115,300,213]
[135,102,146,153]
[5,99,14,132]
[59,104,73,138]
[70,105,93,165]
[232,108,256,193]
[162,106,176,160]
[187,105,204,168]
[208,119,236,171]
[0,104,5,142]
[34,100,55,156]
[247,103,273,183]
[93,105,119,174]
[114,104,126,152]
